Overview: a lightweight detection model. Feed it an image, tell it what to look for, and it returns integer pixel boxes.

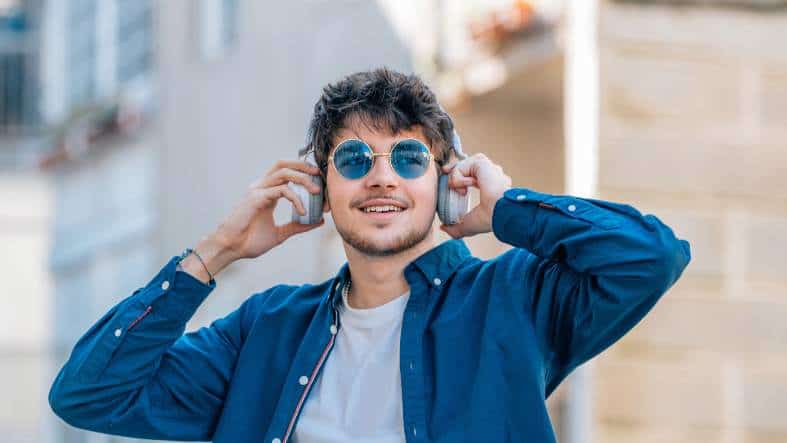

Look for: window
[66,0,97,108]
[197,0,239,60]
[59,0,153,114]
[116,0,153,84]
[0,3,38,132]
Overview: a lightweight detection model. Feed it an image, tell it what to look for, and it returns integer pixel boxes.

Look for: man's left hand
[439,153,512,239]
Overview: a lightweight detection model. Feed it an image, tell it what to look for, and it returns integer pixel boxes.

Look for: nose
[364,153,398,191]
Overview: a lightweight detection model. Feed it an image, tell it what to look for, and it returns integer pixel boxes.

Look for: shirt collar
[328,239,473,311]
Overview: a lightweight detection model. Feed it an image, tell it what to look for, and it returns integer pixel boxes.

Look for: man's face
[325,122,438,257]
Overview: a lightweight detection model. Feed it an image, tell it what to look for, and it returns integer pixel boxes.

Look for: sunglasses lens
[334,140,373,179]
[391,140,431,179]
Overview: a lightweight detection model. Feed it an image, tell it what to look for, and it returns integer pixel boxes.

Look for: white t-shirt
[291,287,410,443]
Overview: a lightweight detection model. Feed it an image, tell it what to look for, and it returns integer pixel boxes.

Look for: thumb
[440,206,487,239]
[439,223,463,239]
[277,218,324,242]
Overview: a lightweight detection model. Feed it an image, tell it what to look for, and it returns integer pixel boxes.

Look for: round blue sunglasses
[327,138,435,180]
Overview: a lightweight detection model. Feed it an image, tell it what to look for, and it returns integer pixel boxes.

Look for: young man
[49,68,691,443]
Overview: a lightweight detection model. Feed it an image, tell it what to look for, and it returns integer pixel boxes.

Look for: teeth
[362,205,403,213]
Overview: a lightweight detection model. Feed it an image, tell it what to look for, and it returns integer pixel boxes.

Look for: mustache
[352,195,409,208]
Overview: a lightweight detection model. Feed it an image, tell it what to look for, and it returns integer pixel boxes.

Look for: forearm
[492,187,691,290]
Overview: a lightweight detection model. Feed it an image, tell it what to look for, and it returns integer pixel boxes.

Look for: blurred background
[1,0,786,442]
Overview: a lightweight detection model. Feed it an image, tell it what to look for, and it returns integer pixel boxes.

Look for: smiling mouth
[357,206,407,220]
[360,205,404,214]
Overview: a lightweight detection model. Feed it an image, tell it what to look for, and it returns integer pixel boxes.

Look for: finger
[251,184,306,215]
[452,157,480,178]
[278,185,307,215]
[276,168,320,194]
[442,149,470,172]
[277,218,325,241]
[448,181,470,197]
[252,160,320,188]
[448,167,475,190]
[441,159,459,173]
[439,223,462,239]
[265,159,321,177]
[262,167,321,194]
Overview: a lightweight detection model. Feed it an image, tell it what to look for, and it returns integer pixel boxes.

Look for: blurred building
[432,2,787,442]
[593,1,787,442]
[22,1,156,443]
[0,1,54,443]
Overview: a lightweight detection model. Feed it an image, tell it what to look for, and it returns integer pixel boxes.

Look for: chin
[336,213,434,257]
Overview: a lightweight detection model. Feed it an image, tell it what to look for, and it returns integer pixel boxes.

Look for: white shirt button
[568,204,576,212]
[272,439,281,443]
[329,324,337,335]
[161,280,170,290]
[299,376,309,386]
[516,194,527,201]
[433,277,442,286]
[114,328,122,337]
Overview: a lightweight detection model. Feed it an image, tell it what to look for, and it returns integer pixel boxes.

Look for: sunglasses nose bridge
[366,151,399,182]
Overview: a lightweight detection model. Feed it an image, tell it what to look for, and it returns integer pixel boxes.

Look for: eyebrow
[343,129,384,152]
[334,127,432,154]
[349,130,425,149]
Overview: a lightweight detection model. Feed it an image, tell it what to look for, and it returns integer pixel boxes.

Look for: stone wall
[596,2,787,442]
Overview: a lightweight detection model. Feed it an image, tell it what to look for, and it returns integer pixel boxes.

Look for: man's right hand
[182,159,325,283]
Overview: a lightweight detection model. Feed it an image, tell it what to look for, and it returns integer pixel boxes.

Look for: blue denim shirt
[49,187,691,443]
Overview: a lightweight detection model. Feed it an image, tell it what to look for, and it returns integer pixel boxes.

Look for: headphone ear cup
[290,174,324,225]
[437,174,469,225]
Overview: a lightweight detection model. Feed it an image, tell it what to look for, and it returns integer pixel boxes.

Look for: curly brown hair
[300,67,457,179]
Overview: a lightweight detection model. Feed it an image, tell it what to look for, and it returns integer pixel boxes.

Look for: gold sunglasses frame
[326,138,435,179]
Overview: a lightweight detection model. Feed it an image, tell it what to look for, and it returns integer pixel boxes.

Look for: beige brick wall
[597,2,787,442]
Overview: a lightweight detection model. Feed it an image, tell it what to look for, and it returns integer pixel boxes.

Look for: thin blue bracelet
[178,247,214,282]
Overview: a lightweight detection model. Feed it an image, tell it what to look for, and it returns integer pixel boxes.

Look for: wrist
[196,234,238,274]
[179,235,236,283]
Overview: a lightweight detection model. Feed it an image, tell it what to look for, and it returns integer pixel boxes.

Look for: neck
[343,229,439,309]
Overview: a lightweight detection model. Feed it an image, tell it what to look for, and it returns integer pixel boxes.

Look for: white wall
[155,0,414,323]
[0,170,53,443]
